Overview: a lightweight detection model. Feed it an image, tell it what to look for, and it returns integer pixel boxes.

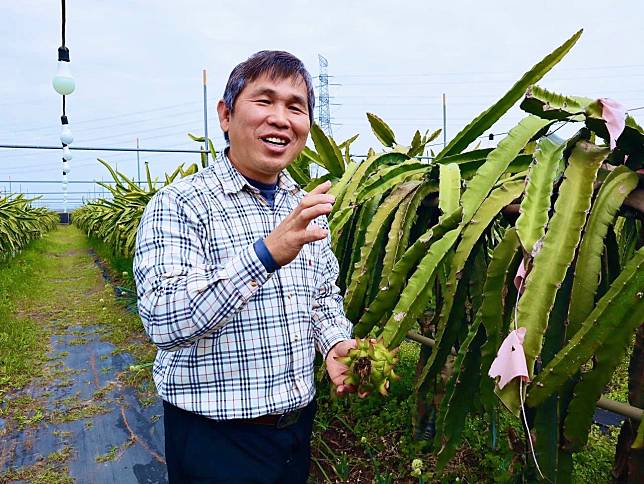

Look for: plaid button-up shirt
[133,152,352,420]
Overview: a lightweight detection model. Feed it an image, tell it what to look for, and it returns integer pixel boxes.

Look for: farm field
[0,225,163,483]
[0,225,628,483]
[2,4,644,482]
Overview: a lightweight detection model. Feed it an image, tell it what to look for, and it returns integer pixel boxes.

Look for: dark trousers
[163,400,316,484]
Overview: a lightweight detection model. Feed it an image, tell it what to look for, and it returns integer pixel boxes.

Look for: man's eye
[256,99,270,105]
[290,106,305,113]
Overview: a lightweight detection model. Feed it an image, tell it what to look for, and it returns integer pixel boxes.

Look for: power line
[2,97,217,136]
[332,73,644,87]
[312,64,644,78]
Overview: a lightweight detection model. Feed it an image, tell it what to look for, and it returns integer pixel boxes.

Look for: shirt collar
[213,148,301,196]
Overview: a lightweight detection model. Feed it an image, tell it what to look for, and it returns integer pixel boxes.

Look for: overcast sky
[1,0,643,210]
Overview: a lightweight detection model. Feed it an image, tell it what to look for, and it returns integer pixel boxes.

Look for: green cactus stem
[516,137,566,254]
[526,247,644,407]
[497,140,607,416]
[567,165,639,338]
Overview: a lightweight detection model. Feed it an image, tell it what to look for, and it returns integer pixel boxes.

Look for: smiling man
[133,50,357,483]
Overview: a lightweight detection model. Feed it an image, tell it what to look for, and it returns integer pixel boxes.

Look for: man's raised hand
[264,180,334,267]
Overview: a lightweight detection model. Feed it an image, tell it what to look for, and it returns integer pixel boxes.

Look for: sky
[1,0,643,210]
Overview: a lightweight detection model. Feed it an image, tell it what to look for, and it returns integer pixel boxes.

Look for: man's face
[217,73,310,184]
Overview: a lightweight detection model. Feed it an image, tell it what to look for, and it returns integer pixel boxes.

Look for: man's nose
[266,105,289,128]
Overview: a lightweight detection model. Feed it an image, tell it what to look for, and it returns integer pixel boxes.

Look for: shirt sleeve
[311,230,353,359]
[133,188,273,352]
[253,238,280,273]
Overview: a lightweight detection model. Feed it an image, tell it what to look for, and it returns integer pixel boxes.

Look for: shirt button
[293,334,300,342]
[250,279,257,288]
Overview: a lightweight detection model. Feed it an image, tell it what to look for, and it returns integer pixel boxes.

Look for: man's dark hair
[221,50,315,142]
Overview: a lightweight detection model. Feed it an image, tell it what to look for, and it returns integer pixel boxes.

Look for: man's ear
[217,99,230,132]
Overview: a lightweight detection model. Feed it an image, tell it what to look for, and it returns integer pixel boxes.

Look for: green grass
[0,224,156,414]
[0,224,159,482]
[0,236,53,391]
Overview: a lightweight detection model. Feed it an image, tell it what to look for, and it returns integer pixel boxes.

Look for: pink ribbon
[513,259,527,294]
[599,98,626,150]
[488,327,529,389]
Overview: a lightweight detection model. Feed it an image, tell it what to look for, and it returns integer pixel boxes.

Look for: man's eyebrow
[250,87,307,106]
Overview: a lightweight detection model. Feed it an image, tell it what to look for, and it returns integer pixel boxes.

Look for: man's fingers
[298,193,336,211]
[299,204,333,225]
[309,179,332,195]
[302,226,328,244]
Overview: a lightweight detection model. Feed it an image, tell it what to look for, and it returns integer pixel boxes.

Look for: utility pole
[136,137,141,187]
[442,93,447,149]
[318,55,332,137]
[203,69,209,166]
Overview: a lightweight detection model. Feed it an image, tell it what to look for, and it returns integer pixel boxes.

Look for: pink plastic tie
[599,98,626,150]
[488,327,529,389]
[513,259,527,294]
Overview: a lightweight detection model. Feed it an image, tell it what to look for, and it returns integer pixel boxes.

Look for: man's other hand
[264,180,334,267]
[325,339,358,396]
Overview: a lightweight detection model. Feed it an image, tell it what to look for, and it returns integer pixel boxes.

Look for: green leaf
[367,112,396,147]
[435,318,485,470]
[286,155,312,187]
[344,182,421,321]
[304,173,335,192]
[438,163,461,223]
[354,208,462,337]
[498,141,608,415]
[329,161,360,218]
[520,85,592,121]
[526,247,644,407]
[310,123,344,177]
[516,137,566,254]
[436,29,582,159]
[380,228,461,348]
[460,115,551,224]
[380,182,438,292]
[356,160,430,204]
[567,165,638,337]
[418,179,526,396]
[336,152,410,215]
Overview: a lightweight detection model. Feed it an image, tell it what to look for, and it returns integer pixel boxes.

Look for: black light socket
[58,46,70,62]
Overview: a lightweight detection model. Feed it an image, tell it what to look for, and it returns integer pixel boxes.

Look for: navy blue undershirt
[243,175,281,273]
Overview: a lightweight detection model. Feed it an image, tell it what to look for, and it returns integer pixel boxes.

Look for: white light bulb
[53,60,75,95]
[61,125,73,145]
[62,145,72,161]
[62,161,71,174]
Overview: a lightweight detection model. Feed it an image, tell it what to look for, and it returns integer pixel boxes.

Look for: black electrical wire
[61,0,66,47]
[60,0,68,117]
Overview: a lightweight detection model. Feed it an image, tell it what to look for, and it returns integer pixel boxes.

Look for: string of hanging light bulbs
[52,0,75,213]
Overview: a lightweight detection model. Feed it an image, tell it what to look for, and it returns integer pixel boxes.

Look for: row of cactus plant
[0,194,58,260]
[295,29,642,482]
[72,141,208,258]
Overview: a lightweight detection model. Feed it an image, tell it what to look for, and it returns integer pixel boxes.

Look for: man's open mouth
[261,136,290,147]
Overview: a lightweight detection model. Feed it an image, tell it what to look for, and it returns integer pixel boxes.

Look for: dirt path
[0,225,166,483]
